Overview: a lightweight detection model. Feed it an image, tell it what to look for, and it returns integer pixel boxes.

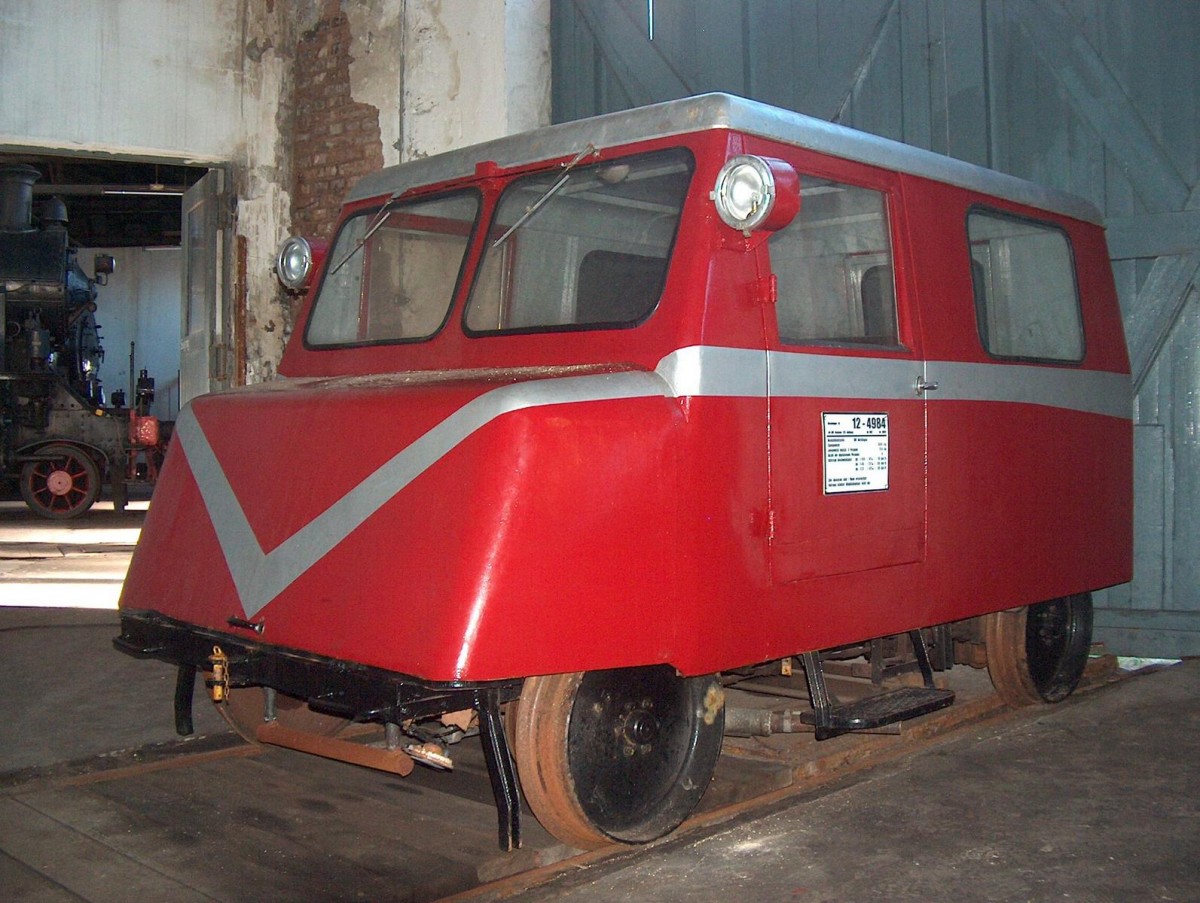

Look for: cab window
[306,191,479,347]
[769,176,899,347]
[465,148,693,334]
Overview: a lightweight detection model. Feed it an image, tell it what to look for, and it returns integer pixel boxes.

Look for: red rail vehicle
[116,94,1132,851]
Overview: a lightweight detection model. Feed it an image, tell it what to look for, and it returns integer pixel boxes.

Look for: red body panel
[125,371,688,680]
[120,119,1132,684]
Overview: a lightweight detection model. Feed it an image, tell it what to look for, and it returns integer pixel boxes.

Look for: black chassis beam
[114,609,522,724]
[115,609,525,850]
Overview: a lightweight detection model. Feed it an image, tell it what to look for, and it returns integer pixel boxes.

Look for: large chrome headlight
[275,235,314,291]
[711,155,799,234]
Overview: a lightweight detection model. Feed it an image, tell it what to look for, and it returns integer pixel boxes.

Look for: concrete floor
[0,498,230,772]
[0,498,144,610]
[487,660,1200,903]
[2,500,1198,901]
[0,606,230,774]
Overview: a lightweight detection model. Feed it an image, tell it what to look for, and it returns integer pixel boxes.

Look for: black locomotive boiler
[1,163,163,518]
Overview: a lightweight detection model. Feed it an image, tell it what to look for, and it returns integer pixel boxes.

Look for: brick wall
[291,1,385,243]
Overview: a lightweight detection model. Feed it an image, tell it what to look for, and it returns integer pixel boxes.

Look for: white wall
[86,248,182,422]
[1,0,551,382]
[0,0,242,161]
[1,0,301,385]
[401,0,551,161]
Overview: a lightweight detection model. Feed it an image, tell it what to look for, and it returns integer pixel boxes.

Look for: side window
[769,176,898,346]
[968,209,1083,362]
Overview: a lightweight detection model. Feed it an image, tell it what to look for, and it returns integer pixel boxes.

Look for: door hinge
[752,507,777,540]
[209,342,231,382]
[754,274,778,305]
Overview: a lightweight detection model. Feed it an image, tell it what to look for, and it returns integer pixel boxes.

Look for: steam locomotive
[0,163,162,518]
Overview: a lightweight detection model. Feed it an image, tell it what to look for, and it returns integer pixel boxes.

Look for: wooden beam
[826,0,900,123]
[1107,211,1200,261]
[1128,250,1200,393]
[1008,2,1199,390]
[572,0,692,108]
[1013,0,1190,214]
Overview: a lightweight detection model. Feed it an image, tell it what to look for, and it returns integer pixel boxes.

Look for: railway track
[0,660,1121,902]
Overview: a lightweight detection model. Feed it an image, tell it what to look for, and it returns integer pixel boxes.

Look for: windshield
[465,148,693,334]
[306,191,479,347]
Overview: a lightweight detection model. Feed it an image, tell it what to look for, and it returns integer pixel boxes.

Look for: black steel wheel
[511,665,725,849]
[985,593,1093,706]
[20,444,100,519]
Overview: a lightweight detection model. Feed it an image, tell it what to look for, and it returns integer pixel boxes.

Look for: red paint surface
[120,126,1132,682]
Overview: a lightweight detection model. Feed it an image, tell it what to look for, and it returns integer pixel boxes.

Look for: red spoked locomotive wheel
[20,444,100,519]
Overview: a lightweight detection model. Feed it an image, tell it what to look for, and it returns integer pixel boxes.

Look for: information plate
[822,413,889,494]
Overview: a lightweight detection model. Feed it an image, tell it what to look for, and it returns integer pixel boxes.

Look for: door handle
[915,376,939,395]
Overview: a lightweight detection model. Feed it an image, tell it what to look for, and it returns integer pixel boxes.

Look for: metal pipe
[724,706,902,737]
[256,722,416,776]
[724,707,811,737]
[0,164,40,232]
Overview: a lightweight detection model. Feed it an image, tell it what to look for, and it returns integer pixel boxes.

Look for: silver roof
[348,93,1103,226]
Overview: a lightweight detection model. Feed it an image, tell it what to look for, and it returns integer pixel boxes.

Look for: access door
[180,168,232,405]
[764,169,928,583]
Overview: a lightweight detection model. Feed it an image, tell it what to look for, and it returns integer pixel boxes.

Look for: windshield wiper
[492,143,598,248]
[327,193,403,278]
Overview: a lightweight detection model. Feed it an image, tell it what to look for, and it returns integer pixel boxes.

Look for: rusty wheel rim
[511,667,724,848]
[510,672,607,849]
[985,593,1093,706]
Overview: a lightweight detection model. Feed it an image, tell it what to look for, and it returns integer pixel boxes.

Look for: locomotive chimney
[0,163,42,233]
[40,195,69,229]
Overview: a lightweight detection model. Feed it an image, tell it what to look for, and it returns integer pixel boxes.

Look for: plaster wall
[291,1,391,244]
[291,0,549,231]
[1,0,308,386]
[0,0,241,162]
[1,0,552,383]
[243,0,552,375]
[343,0,404,170]
[401,0,551,160]
[226,2,304,385]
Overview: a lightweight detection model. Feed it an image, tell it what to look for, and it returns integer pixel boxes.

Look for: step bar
[799,630,956,740]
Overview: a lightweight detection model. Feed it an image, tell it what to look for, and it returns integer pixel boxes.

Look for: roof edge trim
[347,93,1102,226]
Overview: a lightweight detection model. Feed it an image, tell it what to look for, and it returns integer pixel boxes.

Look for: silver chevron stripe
[179,345,1131,617]
[177,370,670,617]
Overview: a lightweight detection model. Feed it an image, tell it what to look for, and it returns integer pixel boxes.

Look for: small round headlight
[713,156,777,232]
[711,155,800,235]
[275,235,314,291]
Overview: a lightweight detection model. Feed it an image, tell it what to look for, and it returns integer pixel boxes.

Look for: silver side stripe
[769,350,920,400]
[658,345,1132,418]
[178,345,1131,617]
[656,345,767,396]
[925,359,1132,419]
